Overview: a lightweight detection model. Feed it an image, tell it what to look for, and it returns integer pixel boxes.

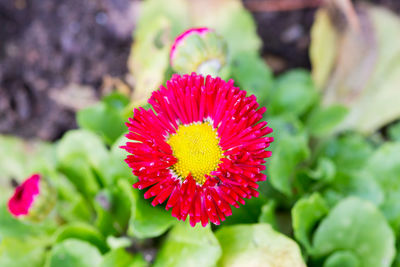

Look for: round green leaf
[53,222,108,253]
[46,239,102,267]
[101,248,146,267]
[292,193,329,252]
[154,223,221,267]
[324,251,360,267]
[216,224,306,267]
[313,197,395,267]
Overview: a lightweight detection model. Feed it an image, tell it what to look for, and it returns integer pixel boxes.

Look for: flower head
[8,174,56,222]
[122,73,273,226]
[170,28,228,76]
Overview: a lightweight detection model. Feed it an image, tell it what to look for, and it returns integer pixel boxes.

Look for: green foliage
[323,251,360,267]
[258,200,278,229]
[230,52,273,104]
[53,222,108,253]
[388,121,400,142]
[46,239,103,267]
[306,105,348,137]
[0,237,49,267]
[269,130,310,196]
[269,69,318,117]
[119,179,176,239]
[312,197,395,267]
[0,205,42,238]
[216,224,306,267]
[56,130,108,196]
[77,93,128,145]
[154,223,221,267]
[292,193,329,252]
[101,248,147,267]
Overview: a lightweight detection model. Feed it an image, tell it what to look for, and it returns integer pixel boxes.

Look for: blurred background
[1,0,398,140]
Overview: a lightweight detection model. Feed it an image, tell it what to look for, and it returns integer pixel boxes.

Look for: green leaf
[266,115,304,143]
[306,105,348,136]
[365,143,400,230]
[230,52,273,104]
[77,103,126,145]
[57,130,109,196]
[379,192,400,233]
[269,69,318,117]
[323,251,360,267]
[318,133,373,173]
[101,248,146,267]
[0,237,48,267]
[366,142,400,192]
[46,239,103,267]
[129,191,175,239]
[292,193,329,252]
[0,205,39,238]
[326,171,384,206]
[154,223,221,267]
[102,92,130,111]
[268,132,310,196]
[388,121,400,142]
[258,200,278,230]
[305,157,336,182]
[94,187,131,236]
[55,179,93,223]
[312,197,395,267]
[205,0,261,58]
[222,196,268,226]
[53,222,108,254]
[266,115,309,197]
[118,179,175,239]
[393,252,400,267]
[216,224,306,267]
[98,135,134,185]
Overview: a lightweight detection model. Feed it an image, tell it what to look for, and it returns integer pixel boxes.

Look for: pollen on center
[167,122,223,184]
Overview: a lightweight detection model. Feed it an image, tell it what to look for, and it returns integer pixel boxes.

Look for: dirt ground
[0,0,398,140]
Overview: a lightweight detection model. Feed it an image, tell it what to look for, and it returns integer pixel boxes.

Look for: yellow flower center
[167,122,223,184]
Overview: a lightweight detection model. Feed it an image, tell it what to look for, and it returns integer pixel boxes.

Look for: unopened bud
[170,27,228,77]
[8,174,56,222]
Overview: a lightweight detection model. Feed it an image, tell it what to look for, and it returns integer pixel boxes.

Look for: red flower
[8,174,41,217]
[122,73,273,226]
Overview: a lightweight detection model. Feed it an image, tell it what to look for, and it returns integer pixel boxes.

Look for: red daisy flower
[122,73,273,226]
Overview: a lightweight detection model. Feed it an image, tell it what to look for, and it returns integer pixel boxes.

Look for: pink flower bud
[8,174,56,222]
